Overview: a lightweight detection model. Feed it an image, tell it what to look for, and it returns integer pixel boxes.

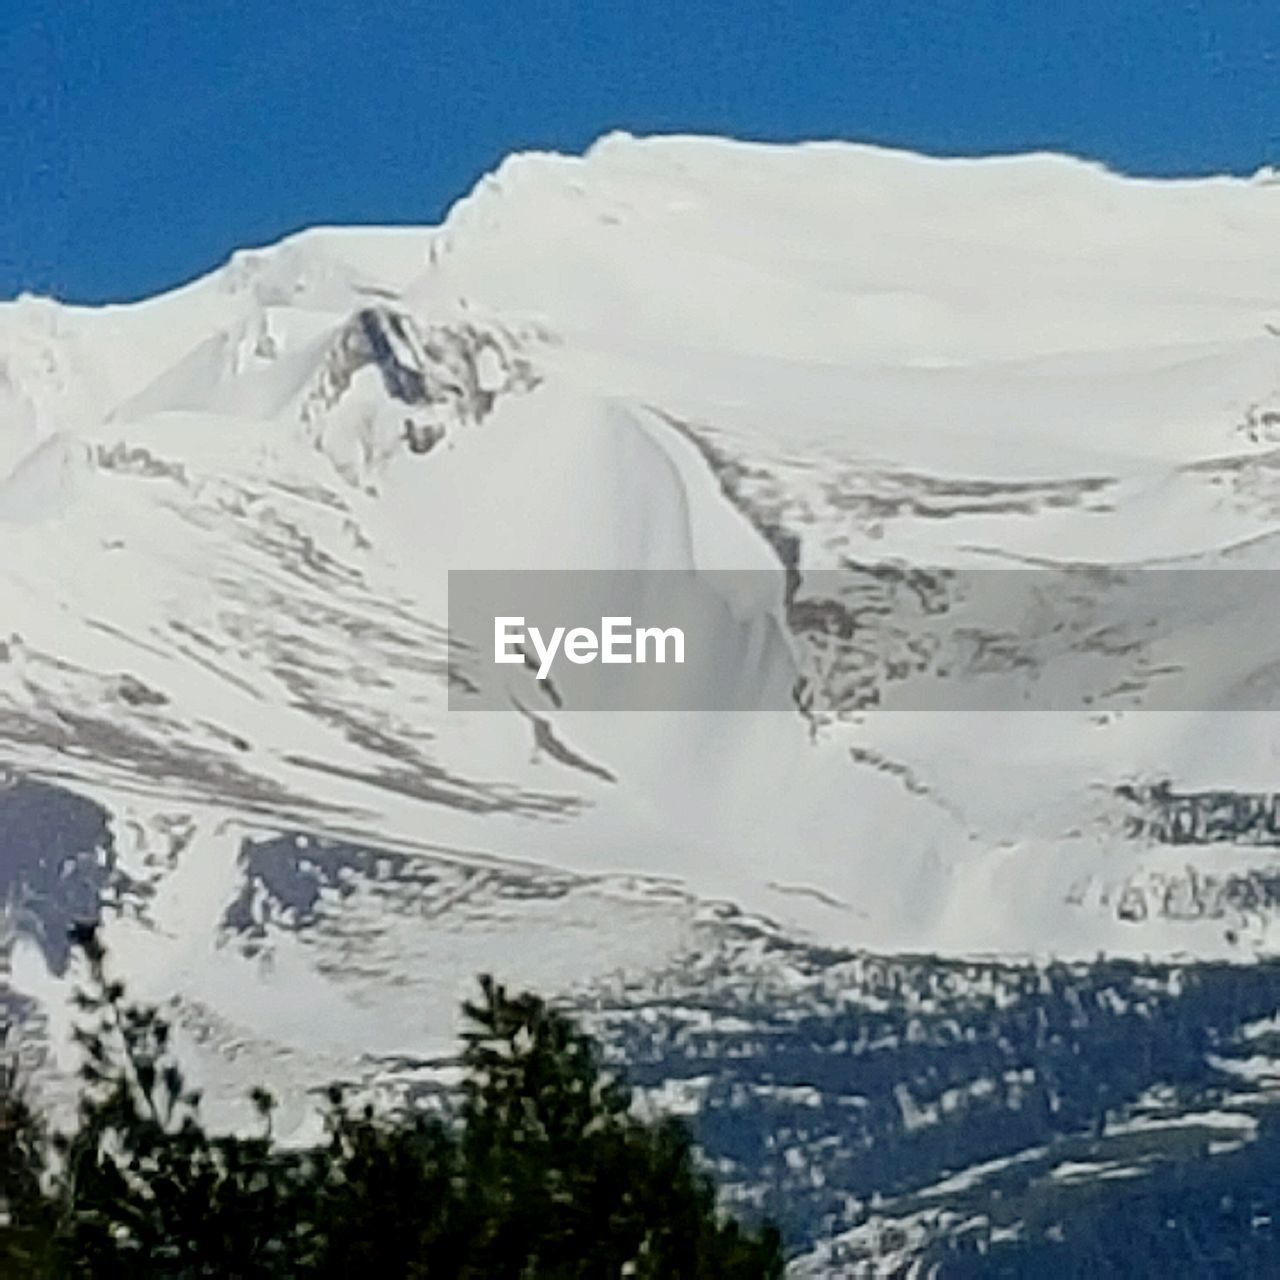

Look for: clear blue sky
[3,1,1277,303]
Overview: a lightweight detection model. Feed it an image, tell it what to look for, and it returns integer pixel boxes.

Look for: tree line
[1,925,782,1278]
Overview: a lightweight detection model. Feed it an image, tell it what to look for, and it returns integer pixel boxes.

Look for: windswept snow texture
[4,134,1280,1260]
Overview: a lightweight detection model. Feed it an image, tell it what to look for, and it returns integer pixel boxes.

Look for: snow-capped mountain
[5,133,1280,1261]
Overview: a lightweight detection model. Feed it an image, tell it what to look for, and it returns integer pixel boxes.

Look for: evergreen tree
[1,1028,57,1277]
[0,928,783,1278]
[457,974,781,1278]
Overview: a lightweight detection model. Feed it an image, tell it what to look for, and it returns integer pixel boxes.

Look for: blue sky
[3,1,1277,303]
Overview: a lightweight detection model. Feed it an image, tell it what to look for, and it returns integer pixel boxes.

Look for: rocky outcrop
[298,305,539,486]
[1118,782,1280,847]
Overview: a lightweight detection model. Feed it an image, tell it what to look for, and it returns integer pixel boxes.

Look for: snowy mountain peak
[5,139,1280,1155]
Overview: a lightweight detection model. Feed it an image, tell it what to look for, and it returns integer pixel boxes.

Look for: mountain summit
[4,135,1280,1137]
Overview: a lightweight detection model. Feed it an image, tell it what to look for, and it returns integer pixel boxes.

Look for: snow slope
[4,134,1280,1123]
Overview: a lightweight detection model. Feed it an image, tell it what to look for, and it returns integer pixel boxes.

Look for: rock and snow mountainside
[4,133,1280,1261]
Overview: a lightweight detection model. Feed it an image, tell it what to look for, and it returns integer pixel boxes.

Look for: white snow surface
[4,134,1280,1102]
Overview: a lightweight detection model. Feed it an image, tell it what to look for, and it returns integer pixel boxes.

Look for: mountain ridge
[4,137,1280,1164]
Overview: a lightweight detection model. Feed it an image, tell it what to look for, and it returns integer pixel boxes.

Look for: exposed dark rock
[0,775,116,974]
[1118,781,1280,846]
